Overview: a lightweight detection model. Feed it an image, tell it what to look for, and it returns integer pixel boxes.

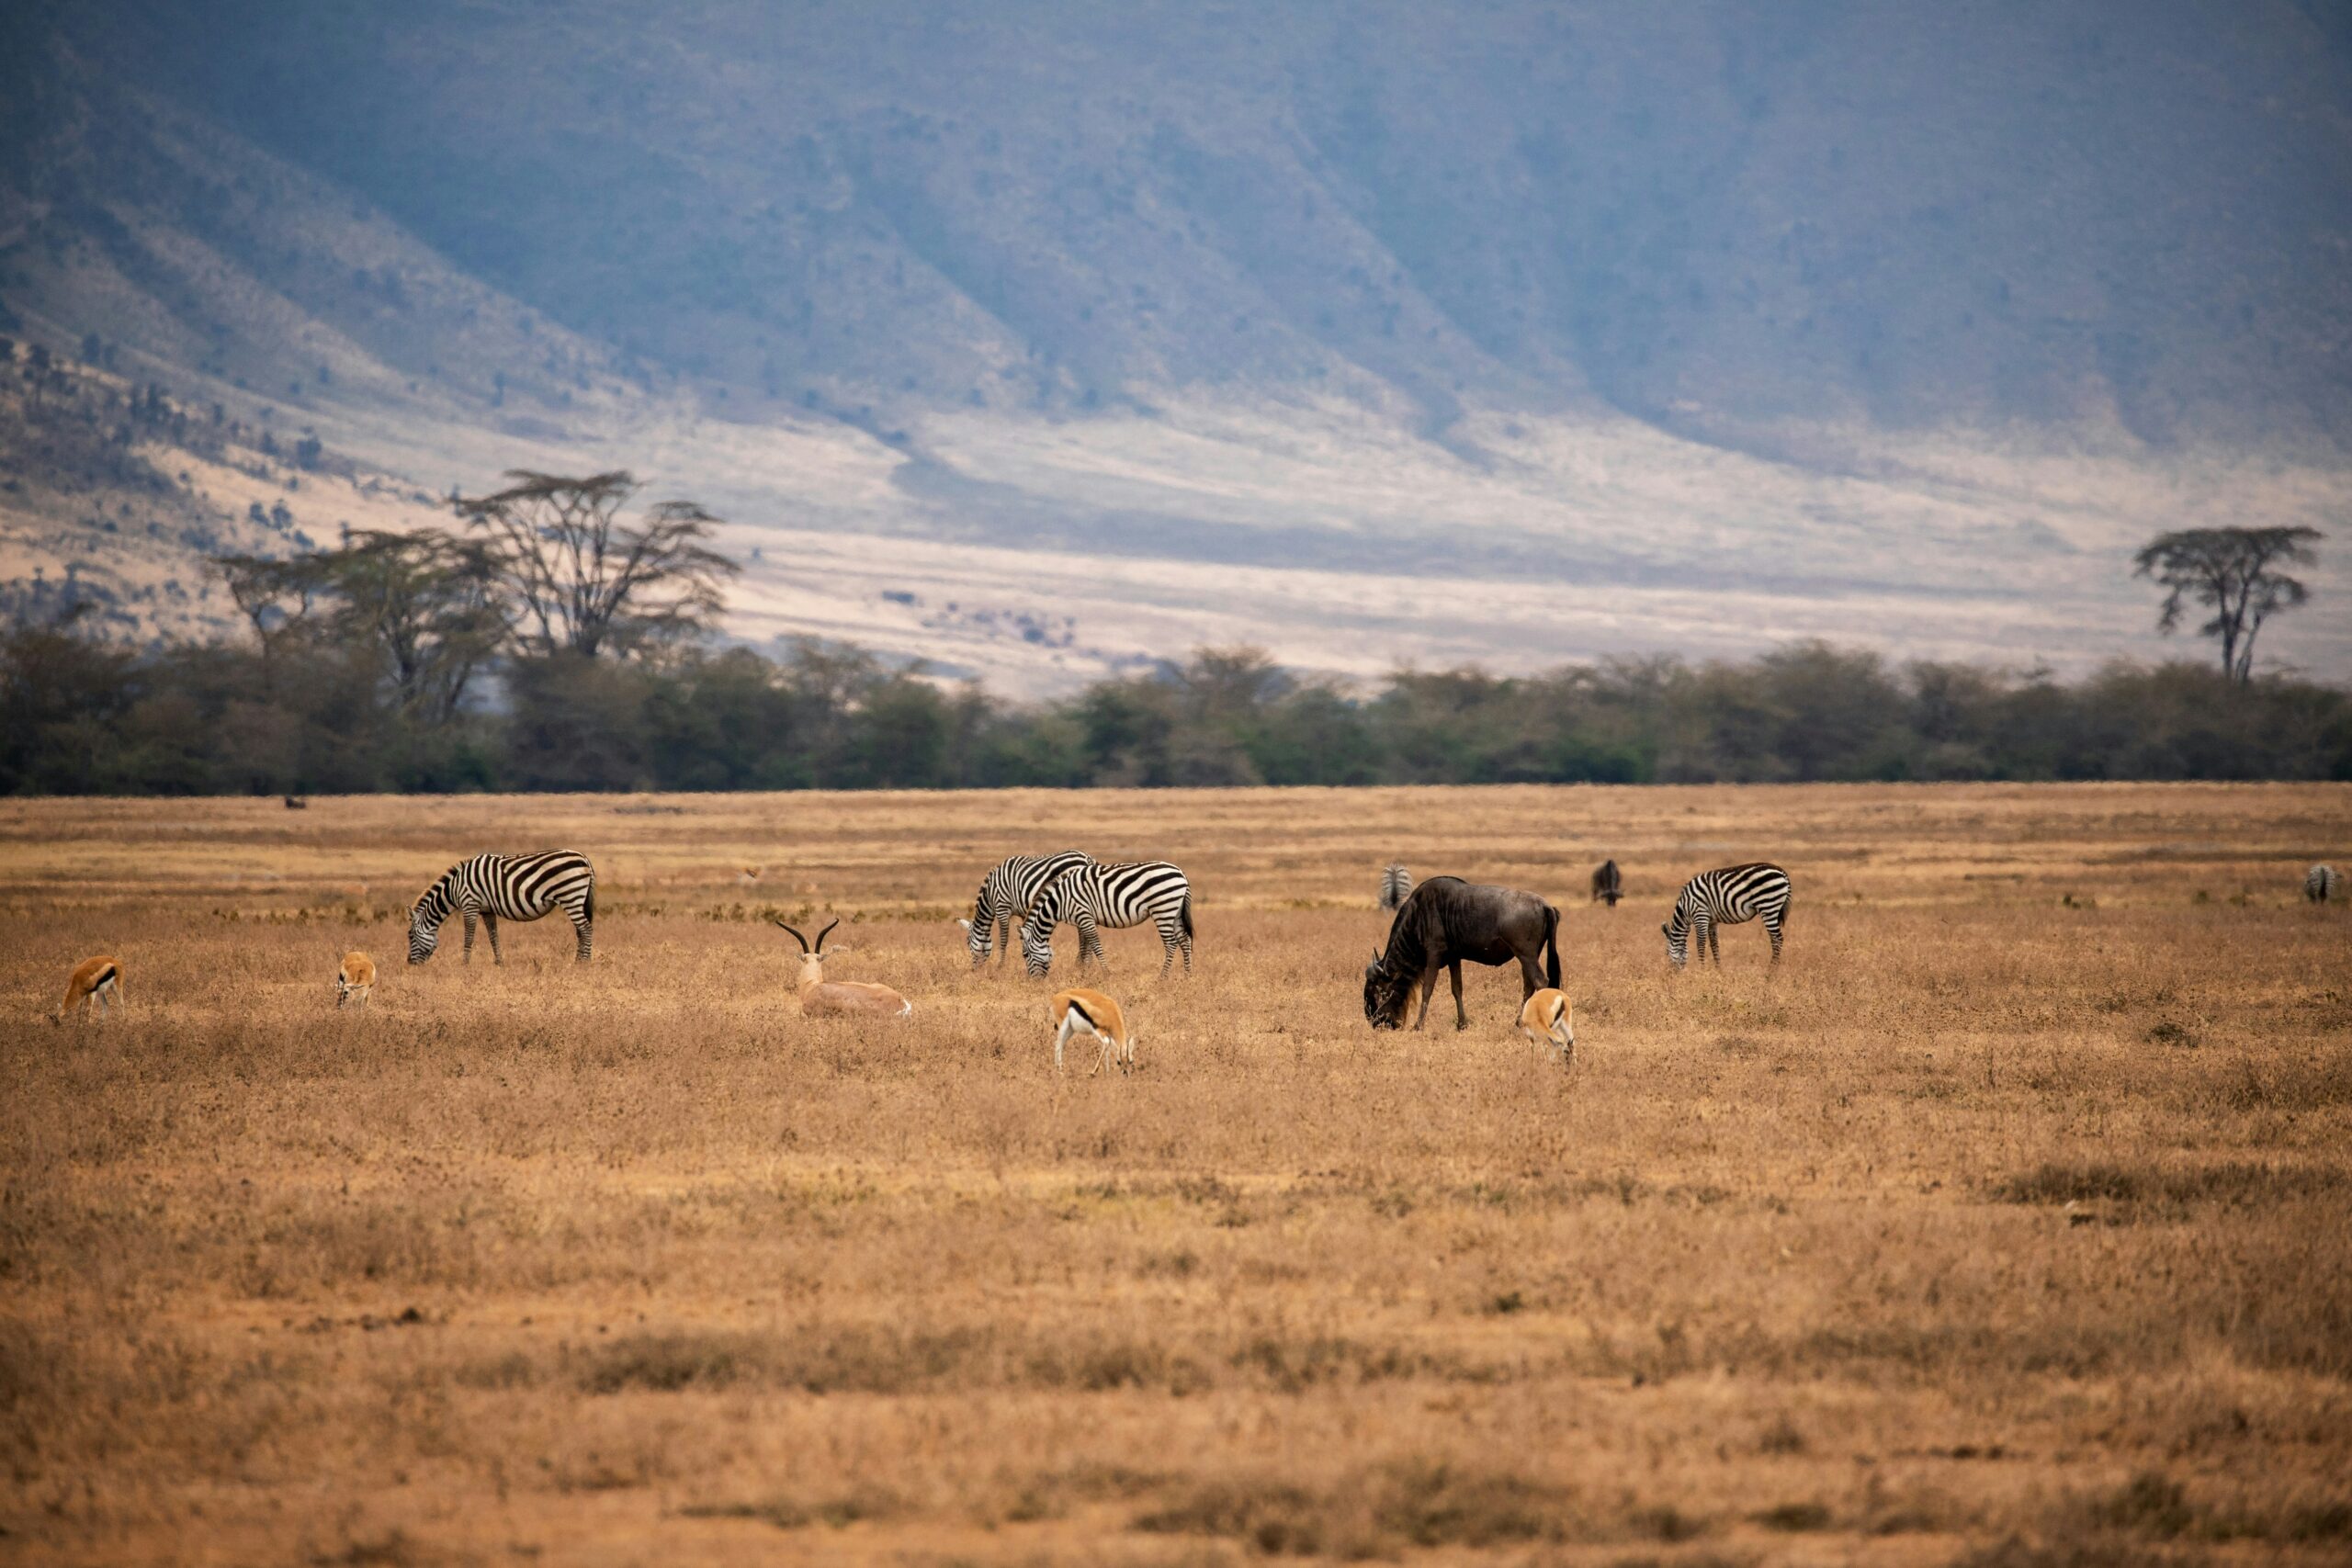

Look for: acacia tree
[456,470,738,659]
[2133,526,2323,683]
[323,530,509,723]
[209,551,328,694]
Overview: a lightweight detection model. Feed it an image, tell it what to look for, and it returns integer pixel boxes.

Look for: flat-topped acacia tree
[457,470,738,660]
[2133,525,2323,684]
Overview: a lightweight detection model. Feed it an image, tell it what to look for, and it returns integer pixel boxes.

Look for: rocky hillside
[3,2,2347,689]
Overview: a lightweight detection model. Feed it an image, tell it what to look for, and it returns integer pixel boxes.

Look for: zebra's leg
[1768,917,1783,966]
[1707,920,1722,966]
[1080,914,1103,968]
[574,909,593,963]
[1449,962,1468,1031]
[481,909,502,966]
[1159,918,1177,979]
[462,910,478,964]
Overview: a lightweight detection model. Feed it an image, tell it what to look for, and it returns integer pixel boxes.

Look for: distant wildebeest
[283,795,308,809]
[1363,876,1561,1032]
[1664,863,1792,969]
[1378,863,1413,912]
[2311,863,2340,903]
[1590,859,1623,907]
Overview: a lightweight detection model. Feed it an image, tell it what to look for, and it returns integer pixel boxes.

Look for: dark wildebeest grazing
[1590,859,1623,907]
[1363,876,1561,1031]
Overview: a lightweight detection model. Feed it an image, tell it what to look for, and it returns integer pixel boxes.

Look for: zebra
[959,851,1093,968]
[1663,863,1792,969]
[2311,863,2341,904]
[1020,861,1194,978]
[1590,859,1623,907]
[409,850,597,965]
[1378,863,1413,912]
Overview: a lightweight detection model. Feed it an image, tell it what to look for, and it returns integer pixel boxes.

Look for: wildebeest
[1590,859,1623,907]
[1363,876,1561,1031]
[1378,863,1413,911]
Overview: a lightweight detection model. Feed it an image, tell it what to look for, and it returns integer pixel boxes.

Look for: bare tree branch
[455,471,739,658]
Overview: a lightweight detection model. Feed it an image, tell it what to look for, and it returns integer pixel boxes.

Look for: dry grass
[0,782,2347,1566]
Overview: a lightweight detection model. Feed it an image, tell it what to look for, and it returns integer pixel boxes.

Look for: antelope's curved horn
[816,917,842,951]
[773,919,809,952]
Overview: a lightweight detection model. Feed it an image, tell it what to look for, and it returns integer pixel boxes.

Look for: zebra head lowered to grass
[1378,863,1412,911]
[1663,863,1792,970]
[409,850,598,964]
[959,851,1092,968]
[1020,861,1194,979]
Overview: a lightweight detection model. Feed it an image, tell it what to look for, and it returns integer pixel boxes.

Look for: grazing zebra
[2311,863,2341,904]
[409,850,597,965]
[959,851,1093,968]
[1378,863,1413,912]
[1020,861,1194,978]
[1663,863,1792,969]
[1590,859,1623,908]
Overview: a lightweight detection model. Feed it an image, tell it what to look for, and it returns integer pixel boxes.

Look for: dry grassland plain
[2,784,2349,1568]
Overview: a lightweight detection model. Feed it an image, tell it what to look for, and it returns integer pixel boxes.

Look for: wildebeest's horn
[774,919,809,952]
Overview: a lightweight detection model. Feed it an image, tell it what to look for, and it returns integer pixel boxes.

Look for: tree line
[2,471,2344,794]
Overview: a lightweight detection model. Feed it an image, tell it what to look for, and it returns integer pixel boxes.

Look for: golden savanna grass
[2,784,2348,1567]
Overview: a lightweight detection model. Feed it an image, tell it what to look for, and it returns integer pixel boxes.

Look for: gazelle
[773,919,912,1018]
[336,950,377,1009]
[53,955,125,1024]
[1518,987,1575,1067]
[1049,988,1135,1076]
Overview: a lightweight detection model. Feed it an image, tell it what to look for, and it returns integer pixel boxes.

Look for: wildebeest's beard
[1363,963,1411,1029]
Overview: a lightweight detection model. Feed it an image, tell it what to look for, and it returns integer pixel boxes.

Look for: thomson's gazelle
[54,955,125,1024]
[1049,988,1134,1076]
[336,951,377,1009]
[1517,987,1575,1067]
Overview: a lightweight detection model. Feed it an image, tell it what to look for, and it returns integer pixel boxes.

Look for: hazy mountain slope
[70,0,2352,443]
[3,3,2348,694]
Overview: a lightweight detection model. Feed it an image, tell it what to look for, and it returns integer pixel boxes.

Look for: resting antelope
[336,950,377,1009]
[53,955,125,1024]
[1518,987,1575,1067]
[773,919,912,1018]
[1049,988,1135,1076]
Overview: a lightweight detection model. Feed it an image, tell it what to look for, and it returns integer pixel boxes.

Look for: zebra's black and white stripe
[963,851,1093,967]
[1663,863,1792,969]
[409,850,597,964]
[1021,861,1194,978]
[2311,863,2341,904]
[1378,863,1413,911]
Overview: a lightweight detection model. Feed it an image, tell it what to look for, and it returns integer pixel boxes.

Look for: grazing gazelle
[53,955,125,1024]
[773,919,912,1018]
[1518,987,1575,1067]
[336,951,377,1009]
[1049,988,1135,1076]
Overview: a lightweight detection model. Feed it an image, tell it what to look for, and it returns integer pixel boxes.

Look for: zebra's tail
[1180,893,1194,941]
[582,882,596,924]
[1543,904,1561,989]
